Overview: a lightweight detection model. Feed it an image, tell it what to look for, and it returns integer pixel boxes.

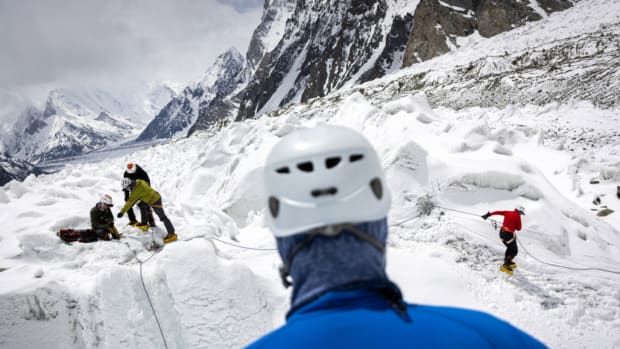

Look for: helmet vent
[276,166,290,174]
[311,187,338,197]
[297,161,314,172]
[350,154,364,162]
[370,178,383,199]
[325,156,341,169]
[268,197,280,218]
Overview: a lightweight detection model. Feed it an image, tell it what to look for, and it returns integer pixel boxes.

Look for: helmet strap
[278,224,385,289]
[279,233,318,288]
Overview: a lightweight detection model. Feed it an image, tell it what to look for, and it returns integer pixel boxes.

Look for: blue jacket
[246,289,546,349]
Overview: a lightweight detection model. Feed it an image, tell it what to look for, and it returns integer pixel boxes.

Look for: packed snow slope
[1,91,620,348]
[2,1,620,348]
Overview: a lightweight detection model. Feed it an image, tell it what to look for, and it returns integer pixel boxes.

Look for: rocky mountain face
[403,0,573,66]
[0,152,41,186]
[138,49,246,141]
[247,0,618,152]
[185,0,575,134]
[161,0,416,136]
[234,0,418,121]
[185,0,296,137]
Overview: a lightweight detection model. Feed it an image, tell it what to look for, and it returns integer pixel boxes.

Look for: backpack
[57,229,98,243]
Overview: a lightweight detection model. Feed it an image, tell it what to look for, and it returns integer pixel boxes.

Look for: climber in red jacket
[482,206,525,274]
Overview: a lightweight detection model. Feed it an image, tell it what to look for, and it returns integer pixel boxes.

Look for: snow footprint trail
[446,238,562,309]
[390,204,620,346]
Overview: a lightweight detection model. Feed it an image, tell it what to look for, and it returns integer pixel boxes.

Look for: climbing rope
[210,237,277,251]
[389,215,420,227]
[118,233,273,349]
[435,204,620,275]
[516,239,620,274]
[124,239,169,349]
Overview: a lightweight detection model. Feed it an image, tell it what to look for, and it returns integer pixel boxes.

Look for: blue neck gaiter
[276,218,389,311]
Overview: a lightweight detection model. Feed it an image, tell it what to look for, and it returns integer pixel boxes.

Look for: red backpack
[57,229,98,243]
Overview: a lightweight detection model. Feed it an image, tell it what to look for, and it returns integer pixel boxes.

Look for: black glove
[482,212,491,220]
[117,212,124,218]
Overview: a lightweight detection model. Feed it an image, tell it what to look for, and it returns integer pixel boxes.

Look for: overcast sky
[0,0,263,117]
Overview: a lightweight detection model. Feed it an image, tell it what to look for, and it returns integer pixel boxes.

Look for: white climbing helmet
[100,194,113,206]
[126,162,137,174]
[264,124,391,237]
[516,206,525,215]
[121,177,133,190]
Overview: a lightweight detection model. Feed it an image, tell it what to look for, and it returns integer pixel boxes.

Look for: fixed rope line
[435,205,481,218]
[210,237,277,251]
[389,215,419,227]
[124,242,169,349]
[436,204,620,275]
[120,233,273,348]
[516,238,620,275]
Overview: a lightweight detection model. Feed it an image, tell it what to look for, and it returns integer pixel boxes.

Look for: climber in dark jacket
[123,162,155,229]
[246,125,546,349]
[89,194,121,241]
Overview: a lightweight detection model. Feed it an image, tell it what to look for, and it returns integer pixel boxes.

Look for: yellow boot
[163,233,177,243]
[500,264,513,275]
[135,223,149,231]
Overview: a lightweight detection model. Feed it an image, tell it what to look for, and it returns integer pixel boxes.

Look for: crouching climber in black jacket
[89,194,121,241]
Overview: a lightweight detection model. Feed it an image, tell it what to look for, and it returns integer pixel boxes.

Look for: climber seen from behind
[246,125,545,348]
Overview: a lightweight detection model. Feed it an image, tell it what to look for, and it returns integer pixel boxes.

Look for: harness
[501,230,516,244]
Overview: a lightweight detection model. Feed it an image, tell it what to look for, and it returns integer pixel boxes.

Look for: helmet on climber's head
[264,124,391,237]
[516,206,525,215]
[100,194,113,207]
[126,162,137,174]
[122,177,135,191]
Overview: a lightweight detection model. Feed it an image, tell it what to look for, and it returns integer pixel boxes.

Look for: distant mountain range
[1,85,175,164]
[1,0,578,175]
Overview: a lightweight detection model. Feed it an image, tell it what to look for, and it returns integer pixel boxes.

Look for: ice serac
[403,0,574,66]
[138,48,246,140]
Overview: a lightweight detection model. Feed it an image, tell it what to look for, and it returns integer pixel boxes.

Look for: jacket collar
[288,279,411,322]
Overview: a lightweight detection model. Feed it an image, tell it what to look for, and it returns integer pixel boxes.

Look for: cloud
[217,0,264,13]
[0,0,262,93]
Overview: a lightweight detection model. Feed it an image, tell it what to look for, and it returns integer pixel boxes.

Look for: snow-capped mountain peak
[3,85,176,164]
[137,48,248,141]
[197,48,245,90]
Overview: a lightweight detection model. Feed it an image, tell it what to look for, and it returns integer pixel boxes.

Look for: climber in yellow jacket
[118,178,177,243]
